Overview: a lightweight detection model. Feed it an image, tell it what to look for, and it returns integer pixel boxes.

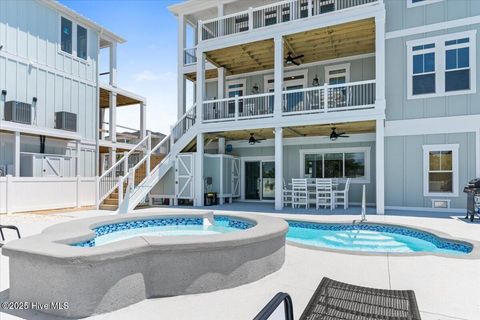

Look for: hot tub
[2,211,288,318]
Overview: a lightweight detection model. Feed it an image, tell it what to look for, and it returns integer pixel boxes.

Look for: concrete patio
[1,204,479,320]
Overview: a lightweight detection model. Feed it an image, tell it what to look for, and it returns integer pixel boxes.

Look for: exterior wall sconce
[252,83,259,94]
[1,90,6,96]
[312,75,319,86]
[33,97,37,103]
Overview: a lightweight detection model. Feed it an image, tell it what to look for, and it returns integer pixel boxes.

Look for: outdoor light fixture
[0,45,3,50]
[312,75,319,86]
[33,97,37,103]
[1,90,6,96]
[252,83,259,94]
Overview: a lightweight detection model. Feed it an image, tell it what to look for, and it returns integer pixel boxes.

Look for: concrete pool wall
[2,211,288,318]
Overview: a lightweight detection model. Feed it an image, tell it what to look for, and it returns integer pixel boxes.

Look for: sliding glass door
[245,160,275,201]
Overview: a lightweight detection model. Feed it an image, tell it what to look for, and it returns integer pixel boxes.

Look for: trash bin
[204,192,218,206]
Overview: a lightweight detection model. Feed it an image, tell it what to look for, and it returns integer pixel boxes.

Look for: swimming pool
[73,216,254,247]
[287,221,473,255]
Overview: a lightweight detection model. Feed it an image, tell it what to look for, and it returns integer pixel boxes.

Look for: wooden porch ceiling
[187,18,375,80]
[204,120,376,141]
[100,87,142,108]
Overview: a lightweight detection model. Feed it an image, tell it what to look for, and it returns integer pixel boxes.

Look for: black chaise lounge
[0,224,21,241]
[254,277,421,320]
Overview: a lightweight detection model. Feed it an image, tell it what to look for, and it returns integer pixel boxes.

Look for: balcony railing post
[248,7,253,30]
[198,20,203,41]
[235,95,239,120]
[323,83,329,112]
[308,0,313,17]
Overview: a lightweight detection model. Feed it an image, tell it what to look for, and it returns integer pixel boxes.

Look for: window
[226,80,245,114]
[61,17,72,54]
[325,64,350,85]
[407,0,443,8]
[77,25,88,60]
[407,31,476,99]
[423,144,459,197]
[301,147,369,183]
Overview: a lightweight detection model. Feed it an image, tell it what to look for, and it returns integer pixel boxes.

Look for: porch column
[140,102,147,139]
[109,42,117,87]
[274,127,283,210]
[196,51,206,121]
[109,147,117,172]
[99,108,105,140]
[218,4,224,36]
[109,92,117,143]
[76,140,81,176]
[218,137,226,154]
[375,12,386,111]
[14,131,20,177]
[195,132,204,206]
[217,67,226,99]
[376,119,385,215]
[177,14,186,119]
[274,36,284,117]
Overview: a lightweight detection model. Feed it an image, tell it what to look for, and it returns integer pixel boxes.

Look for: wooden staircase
[99,153,165,211]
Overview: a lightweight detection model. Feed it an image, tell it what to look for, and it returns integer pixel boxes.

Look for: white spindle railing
[172,104,197,143]
[96,134,150,205]
[184,47,197,65]
[203,92,274,122]
[282,80,375,115]
[199,0,378,41]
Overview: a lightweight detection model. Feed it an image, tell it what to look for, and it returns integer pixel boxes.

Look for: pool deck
[1,203,480,320]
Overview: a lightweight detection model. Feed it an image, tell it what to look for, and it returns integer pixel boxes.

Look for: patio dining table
[288,179,339,206]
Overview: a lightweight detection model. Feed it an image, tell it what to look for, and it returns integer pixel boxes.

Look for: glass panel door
[262,161,275,200]
[245,161,261,200]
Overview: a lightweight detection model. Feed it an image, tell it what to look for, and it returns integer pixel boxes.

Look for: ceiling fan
[285,52,304,66]
[248,133,266,145]
[330,127,349,141]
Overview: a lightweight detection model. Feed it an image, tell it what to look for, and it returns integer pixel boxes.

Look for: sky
[59,0,187,134]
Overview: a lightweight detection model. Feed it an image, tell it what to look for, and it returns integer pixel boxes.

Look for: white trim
[407,0,443,9]
[386,15,480,40]
[385,115,480,136]
[422,144,459,197]
[406,30,476,100]
[58,15,90,64]
[299,147,371,184]
[324,63,351,84]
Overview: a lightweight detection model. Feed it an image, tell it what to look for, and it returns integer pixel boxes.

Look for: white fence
[0,176,96,214]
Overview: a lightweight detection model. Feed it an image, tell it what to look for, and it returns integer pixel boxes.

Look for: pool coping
[284,218,480,259]
[2,210,289,263]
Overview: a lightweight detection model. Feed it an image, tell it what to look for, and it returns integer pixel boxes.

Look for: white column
[99,108,105,140]
[140,102,147,139]
[14,131,20,177]
[109,148,117,171]
[375,13,386,111]
[109,42,117,87]
[376,119,385,215]
[218,137,226,154]
[218,4,224,36]
[177,14,186,120]
[195,132,204,206]
[109,92,117,143]
[274,127,283,210]
[196,51,206,121]
[76,140,81,176]
[274,36,284,117]
[217,67,226,99]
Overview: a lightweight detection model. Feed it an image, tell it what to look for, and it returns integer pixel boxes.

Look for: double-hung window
[60,17,88,61]
[423,144,459,197]
[407,30,476,99]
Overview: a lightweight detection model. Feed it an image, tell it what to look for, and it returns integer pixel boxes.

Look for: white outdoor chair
[283,179,292,207]
[292,179,308,208]
[315,178,333,210]
[334,178,351,209]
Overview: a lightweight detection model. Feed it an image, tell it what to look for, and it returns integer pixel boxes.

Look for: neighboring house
[0,0,149,213]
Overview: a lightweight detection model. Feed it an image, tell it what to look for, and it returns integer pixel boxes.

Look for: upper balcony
[199,0,378,42]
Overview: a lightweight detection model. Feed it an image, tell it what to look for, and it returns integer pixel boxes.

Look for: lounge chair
[254,277,421,320]
[0,224,21,241]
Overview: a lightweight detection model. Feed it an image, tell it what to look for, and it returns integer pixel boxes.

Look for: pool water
[92,224,239,246]
[287,222,472,255]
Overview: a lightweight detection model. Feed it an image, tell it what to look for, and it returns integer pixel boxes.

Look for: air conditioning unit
[4,101,32,124]
[55,111,77,132]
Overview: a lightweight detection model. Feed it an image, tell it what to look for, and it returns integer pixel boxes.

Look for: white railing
[96,134,150,205]
[184,47,197,65]
[199,0,378,41]
[282,80,376,115]
[203,92,274,122]
[172,104,196,143]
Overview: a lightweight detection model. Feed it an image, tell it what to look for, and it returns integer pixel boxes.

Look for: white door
[42,156,62,177]
[175,153,195,200]
[232,157,240,197]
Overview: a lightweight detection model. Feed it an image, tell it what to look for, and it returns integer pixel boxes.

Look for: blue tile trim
[214,215,255,230]
[287,221,473,254]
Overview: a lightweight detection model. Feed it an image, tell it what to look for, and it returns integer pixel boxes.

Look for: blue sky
[59,0,185,134]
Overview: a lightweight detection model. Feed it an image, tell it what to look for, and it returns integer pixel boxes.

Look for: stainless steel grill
[463,178,480,221]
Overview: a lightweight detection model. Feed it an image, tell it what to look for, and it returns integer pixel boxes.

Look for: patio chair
[292,179,308,208]
[0,224,21,241]
[283,179,292,207]
[315,178,333,210]
[299,277,421,320]
[334,178,351,209]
